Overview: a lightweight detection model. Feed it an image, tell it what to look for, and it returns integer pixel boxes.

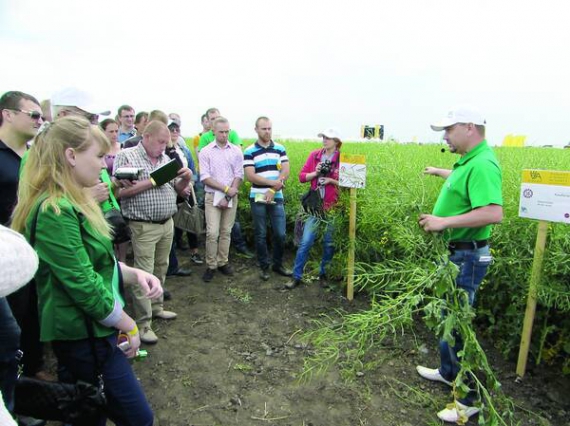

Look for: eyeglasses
[10,109,45,121]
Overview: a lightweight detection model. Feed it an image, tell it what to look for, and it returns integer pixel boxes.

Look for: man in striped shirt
[243,117,292,281]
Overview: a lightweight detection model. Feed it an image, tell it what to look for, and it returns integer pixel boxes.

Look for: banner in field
[519,169,570,223]
[339,154,366,188]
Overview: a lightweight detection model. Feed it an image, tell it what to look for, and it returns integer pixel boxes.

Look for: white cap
[317,128,341,140]
[430,105,486,131]
[0,225,38,297]
[51,87,111,117]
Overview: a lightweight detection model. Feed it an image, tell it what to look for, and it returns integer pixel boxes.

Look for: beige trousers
[204,192,238,269]
[128,219,174,329]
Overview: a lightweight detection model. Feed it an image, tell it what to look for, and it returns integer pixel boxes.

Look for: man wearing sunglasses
[0,90,44,422]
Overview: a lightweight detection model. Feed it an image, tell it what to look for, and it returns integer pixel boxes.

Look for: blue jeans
[0,297,20,412]
[52,334,153,426]
[292,215,335,280]
[439,245,491,404]
[250,200,286,270]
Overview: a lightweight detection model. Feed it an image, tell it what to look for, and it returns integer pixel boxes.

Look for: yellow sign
[339,154,367,188]
[503,134,527,147]
[521,169,570,187]
[340,154,366,164]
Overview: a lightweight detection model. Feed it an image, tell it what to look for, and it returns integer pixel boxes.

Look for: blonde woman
[12,116,161,426]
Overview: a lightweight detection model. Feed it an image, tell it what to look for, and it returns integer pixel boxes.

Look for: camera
[318,160,333,176]
[114,167,142,181]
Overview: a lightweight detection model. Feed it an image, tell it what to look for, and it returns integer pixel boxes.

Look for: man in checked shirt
[114,120,192,344]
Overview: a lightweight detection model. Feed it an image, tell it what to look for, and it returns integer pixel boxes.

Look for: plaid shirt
[113,143,178,221]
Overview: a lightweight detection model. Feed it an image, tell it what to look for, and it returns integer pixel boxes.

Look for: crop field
[231,140,570,423]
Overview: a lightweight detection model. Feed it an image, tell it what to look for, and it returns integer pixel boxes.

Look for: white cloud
[2,0,570,145]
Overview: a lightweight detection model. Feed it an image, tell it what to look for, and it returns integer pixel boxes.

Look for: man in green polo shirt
[197,107,242,151]
[416,106,503,424]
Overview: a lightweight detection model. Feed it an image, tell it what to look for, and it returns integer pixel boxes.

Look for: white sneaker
[437,400,480,424]
[140,327,158,344]
[153,310,178,320]
[416,365,453,386]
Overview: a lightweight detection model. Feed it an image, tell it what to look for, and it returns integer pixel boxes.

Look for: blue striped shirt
[243,141,289,200]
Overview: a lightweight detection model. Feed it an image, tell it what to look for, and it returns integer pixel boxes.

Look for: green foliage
[253,141,570,371]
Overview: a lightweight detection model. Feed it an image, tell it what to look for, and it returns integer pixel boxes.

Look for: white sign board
[519,169,570,223]
[339,154,366,188]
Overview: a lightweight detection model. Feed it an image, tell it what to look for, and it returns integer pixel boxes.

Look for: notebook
[150,159,181,187]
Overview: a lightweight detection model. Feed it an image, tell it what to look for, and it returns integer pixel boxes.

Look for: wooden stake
[516,220,548,379]
[346,187,357,301]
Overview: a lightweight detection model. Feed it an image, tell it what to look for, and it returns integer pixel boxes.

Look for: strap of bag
[30,200,105,391]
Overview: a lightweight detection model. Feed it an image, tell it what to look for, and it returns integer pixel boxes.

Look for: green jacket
[26,197,122,342]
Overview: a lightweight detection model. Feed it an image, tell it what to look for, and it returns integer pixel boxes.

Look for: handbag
[173,185,205,235]
[104,208,131,244]
[301,188,323,216]
[13,201,107,422]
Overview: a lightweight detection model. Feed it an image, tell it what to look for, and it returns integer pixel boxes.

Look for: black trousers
[7,280,44,376]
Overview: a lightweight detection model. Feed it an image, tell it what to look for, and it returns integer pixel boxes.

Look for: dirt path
[131,250,569,426]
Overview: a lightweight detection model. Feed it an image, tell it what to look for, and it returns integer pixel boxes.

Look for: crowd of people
[0,87,502,425]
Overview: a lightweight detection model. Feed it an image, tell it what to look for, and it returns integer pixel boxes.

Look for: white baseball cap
[318,128,341,141]
[430,105,486,131]
[51,87,110,117]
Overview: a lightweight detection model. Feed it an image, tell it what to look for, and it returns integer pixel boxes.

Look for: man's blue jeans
[250,200,286,270]
[292,215,335,280]
[439,245,491,404]
[0,297,20,412]
[52,334,153,426]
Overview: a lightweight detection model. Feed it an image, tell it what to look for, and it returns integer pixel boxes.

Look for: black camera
[114,167,142,181]
[318,160,333,176]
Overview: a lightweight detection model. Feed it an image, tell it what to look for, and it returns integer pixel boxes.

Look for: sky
[1,0,569,146]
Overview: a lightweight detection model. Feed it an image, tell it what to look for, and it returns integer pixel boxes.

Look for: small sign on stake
[516,169,570,379]
[339,154,367,301]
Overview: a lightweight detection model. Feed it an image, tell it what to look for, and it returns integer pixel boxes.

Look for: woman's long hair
[12,116,112,238]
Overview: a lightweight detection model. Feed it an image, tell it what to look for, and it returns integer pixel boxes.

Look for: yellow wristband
[150,177,157,187]
[224,185,230,193]
[268,188,276,194]
[127,325,139,337]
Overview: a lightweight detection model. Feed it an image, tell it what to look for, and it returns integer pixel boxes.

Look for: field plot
[134,142,569,425]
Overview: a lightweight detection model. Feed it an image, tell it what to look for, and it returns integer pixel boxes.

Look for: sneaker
[153,310,177,320]
[272,265,293,277]
[284,279,301,290]
[190,252,204,264]
[218,264,234,276]
[140,327,158,344]
[166,267,192,277]
[202,268,215,282]
[259,268,270,281]
[416,365,453,386]
[17,416,46,426]
[235,246,255,259]
[437,401,480,423]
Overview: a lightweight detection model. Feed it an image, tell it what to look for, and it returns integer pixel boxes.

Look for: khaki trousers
[204,192,237,269]
[128,219,174,329]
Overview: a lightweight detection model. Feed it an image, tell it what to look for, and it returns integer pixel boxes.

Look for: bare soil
[128,249,570,426]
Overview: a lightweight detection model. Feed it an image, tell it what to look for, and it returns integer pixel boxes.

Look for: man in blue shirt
[243,117,291,280]
[117,105,137,144]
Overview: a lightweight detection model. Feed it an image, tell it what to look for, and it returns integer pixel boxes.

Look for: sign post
[339,154,366,301]
[516,169,570,378]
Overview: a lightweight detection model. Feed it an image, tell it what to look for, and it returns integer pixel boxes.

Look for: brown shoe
[218,264,234,276]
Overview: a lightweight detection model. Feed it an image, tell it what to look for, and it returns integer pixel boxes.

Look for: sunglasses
[169,126,180,133]
[11,108,45,121]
